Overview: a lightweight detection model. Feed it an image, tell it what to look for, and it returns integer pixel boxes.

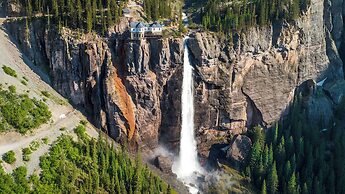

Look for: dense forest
[0,123,176,194]
[9,0,129,34]
[246,93,345,194]
[142,0,173,21]
[195,0,310,34]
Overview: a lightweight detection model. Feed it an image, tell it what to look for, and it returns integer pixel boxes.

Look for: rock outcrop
[154,155,173,174]
[226,135,252,168]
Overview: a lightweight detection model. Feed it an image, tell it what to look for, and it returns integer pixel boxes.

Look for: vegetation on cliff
[0,124,175,194]
[0,85,52,134]
[187,0,310,35]
[143,0,173,21]
[13,0,128,35]
[246,94,345,194]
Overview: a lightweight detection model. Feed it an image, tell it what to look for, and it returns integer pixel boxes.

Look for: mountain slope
[0,17,99,174]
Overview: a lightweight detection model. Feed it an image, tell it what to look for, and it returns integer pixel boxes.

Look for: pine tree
[267,162,278,194]
[86,0,93,33]
[76,0,82,28]
[52,0,59,19]
[107,1,112,27]
[261,180,267,194]
[92,0,97,28]
[287,172,297,194]
[302,182,309,194]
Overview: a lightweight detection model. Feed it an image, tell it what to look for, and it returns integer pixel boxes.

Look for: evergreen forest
[9,0,129,34]
[197,0,310,34]
[0,124,176,194]
[246,94,345,194]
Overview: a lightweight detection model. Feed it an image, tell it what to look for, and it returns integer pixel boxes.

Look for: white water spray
[172,37,203,194]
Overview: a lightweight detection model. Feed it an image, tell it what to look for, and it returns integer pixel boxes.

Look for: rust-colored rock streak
[112,69,136,140]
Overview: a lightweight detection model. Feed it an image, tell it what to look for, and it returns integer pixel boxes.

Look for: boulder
[226,135,252,167]
[154,155,173,173]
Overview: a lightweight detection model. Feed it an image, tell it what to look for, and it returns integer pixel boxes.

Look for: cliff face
[5,19,184,149]
[185,0,345,156]
[4,0,345,159]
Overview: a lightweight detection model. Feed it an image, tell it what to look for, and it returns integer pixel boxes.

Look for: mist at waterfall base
[172,37,204,194]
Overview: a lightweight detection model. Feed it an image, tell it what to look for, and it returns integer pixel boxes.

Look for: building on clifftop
[130,21,163,40]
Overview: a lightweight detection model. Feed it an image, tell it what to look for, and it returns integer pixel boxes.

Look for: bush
[59,127,67,131]
[22,76,29,82]
[0,87,52,134]
[42,137,49,144]
[21,80,28,86]
[2,66,17,77]
[80,120,87,126]
[8,85,16,93]
[29,141,40,151]
[41,91,50,98]
[74,124,86,138]
[22,148,32,162]
[3,150,16,164]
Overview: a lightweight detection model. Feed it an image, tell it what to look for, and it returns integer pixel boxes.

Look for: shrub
[22,148,32,162]
[21,80,28,86]
[59,127,67,131]
[0,87,52,134]
[8,85,16,93]
[2,66,17,77]
[42,137,49,144]
[22,76,29,82]
[74,124,86,138]
[3,150,16,164]
[80,120,88,126]
[29,141,40,151]
[41,91,50,98]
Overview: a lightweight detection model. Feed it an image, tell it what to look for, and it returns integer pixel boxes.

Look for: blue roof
[130,22,146,28]
[123,8,131,13]
[149,22,162,28]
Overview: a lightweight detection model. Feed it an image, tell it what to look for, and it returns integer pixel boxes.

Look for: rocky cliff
[3,0,345,164]
[186,0,345,158]
[5,18,184,149]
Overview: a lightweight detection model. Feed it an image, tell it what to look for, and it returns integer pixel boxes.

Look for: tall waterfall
[172,37,203,194]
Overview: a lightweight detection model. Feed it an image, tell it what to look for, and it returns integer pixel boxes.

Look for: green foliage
[29,141,40,151]
[74,124,86,139]
[80,119,88,126]
[2,65,17,77]
[0,87,52,134]
[41,91,50,98]
[2,150,16,164]
[246,95,345,194]
[143,0,173,21]
[22,76,29,82]
[200,0,310,36]
[8,85,16,93]
[59,127,67,131]
[261,179,267,194]
[22,147,32,162]
[15,0,125,35]
[0,133,175,193]
[21,80,28,86]
[42,137,49,144]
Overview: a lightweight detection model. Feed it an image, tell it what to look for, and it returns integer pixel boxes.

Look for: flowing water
[172,37,203,194]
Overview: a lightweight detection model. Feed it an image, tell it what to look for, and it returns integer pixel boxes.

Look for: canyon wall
[5,18,184,149]
[3,0,345,161]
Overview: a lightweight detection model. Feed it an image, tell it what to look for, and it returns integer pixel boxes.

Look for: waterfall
[172,37,203,194]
